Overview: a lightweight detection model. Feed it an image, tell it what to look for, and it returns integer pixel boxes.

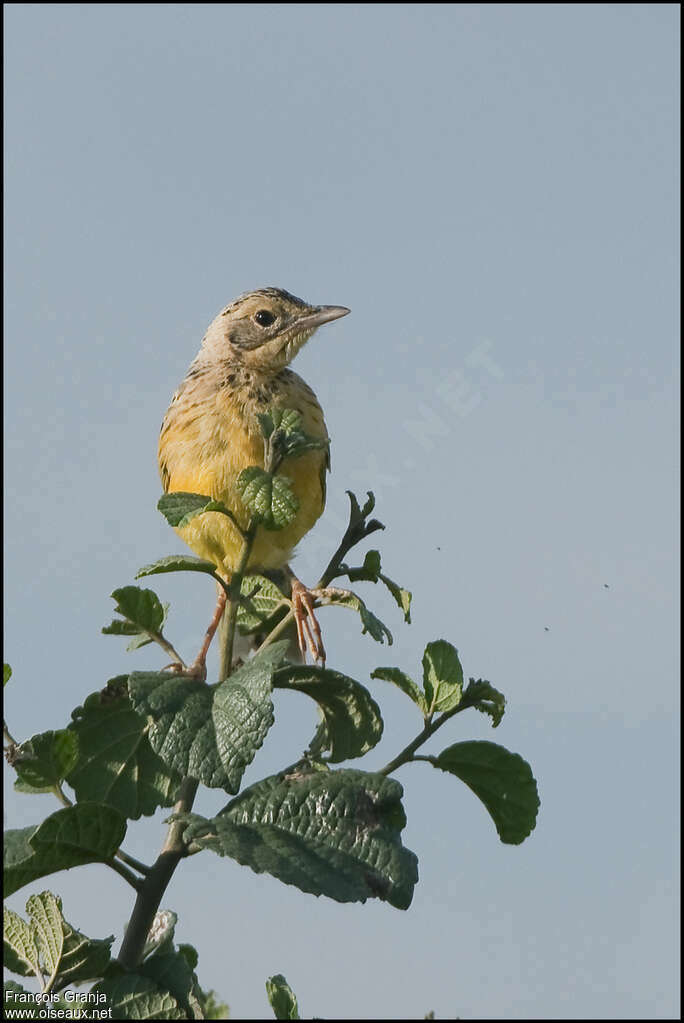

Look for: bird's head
[201,288,349,373]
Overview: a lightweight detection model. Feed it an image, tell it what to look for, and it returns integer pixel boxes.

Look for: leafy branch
[4,405,540,1018]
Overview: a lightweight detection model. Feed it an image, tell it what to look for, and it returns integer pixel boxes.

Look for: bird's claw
[162,660,207,682]
[290,578,326,665]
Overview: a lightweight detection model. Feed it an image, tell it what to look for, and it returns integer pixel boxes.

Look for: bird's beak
[296,305,350,330]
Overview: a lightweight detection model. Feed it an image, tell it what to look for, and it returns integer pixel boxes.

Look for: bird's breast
[158,369,328,575]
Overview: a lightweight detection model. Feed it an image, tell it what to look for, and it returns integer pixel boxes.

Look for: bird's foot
[162,659,208,682]
[290,577,326,665]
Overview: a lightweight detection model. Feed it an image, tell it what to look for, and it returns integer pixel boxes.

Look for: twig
[219,523,257,680]
[378,703,468,776]
[117,777,197,967]
[115,849,152,876]
[105,856,143,891]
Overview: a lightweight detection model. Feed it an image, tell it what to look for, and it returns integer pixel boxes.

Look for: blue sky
[4,5,679,1019]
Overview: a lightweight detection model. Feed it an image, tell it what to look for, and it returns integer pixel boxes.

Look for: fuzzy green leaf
[108,587,167,635]
[461,679,506,728]
[4,983,39,1018]
[266,974,300,1020]
[138,948,202,1019]
[340,550,412,624]
[343,549,382,583]
[379,572,412,623]
[3,907,41,979]
[51,916,114,991]
[128,672,227,790]
[318,590,392,645]
[433,740,540,844]
[181,768,418,910]
[135,555,218,579]
[157,491,241,531]
[129,644,287,793]
[274,665,383,762]
[211,643,288,792]
[237,468,299,530]
[4,663,12,686]
[91,973,186,1020]
[371,667,428,715]
[3,804,127,897]
[260,408,328,461]
[422,640,464,714]
[13,730,79,791]
[67,679,180,819]
[237,575,288,632]
[26,892,64,984]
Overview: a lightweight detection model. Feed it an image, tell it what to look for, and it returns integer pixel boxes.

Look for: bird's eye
[254,309,276,327]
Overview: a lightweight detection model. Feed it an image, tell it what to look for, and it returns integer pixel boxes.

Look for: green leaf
[139,948,202,1019]
[128,672,228,790]
[108,586,167,634]
[52,917,114,991]
[91,973,186,1019]
[67,680,181,819]
[200,989,231,1020]
[3,804,127,897]
[260,408,328,462]
[135,554,219,579]
[237,574,288,633]
[274,665,384,762]
[102,620,152,653]
[340,550,412,624]
[3,906,41,979]
[371,667,428,715]
[14,779,54,795]
[157,491,243,531]
[461,679,506,728]
[318,589,393,645]
[13,730,79,790]
[4,891,109,991]
[129,644,287,793]
[266,974,300,1020]
[379,572,412,624]
[433,740,540,845]
[181,768,418,910]
[4,982,41,1018]
[237,468,299,530]
[422,640,464,714]
[26,892,64,985]
[4,663,11,686]
[211,643,288,792]
[344,548,382,582]
[176,942,198,970]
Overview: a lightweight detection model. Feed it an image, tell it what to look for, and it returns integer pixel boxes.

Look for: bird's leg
[286,569,326,665]
[166,586,227,681]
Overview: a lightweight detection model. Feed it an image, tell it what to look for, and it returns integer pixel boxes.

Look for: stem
[117,518,258,967]
[253,607,295,655]
[117,777,198,968]
[378,704,468,776]
[116,849,151,876]
[219,523,257,681]
[317,510,383,588]
[104,857,143,891]
[150,632,187,669]
[52,783,73,807]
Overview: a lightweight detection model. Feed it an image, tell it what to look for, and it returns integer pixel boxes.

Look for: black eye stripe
[254,309,276,327]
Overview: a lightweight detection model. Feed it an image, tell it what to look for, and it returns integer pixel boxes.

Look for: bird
[158,287,350,677]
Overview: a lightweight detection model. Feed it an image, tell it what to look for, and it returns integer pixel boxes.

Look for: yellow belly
[158,375,327,578]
